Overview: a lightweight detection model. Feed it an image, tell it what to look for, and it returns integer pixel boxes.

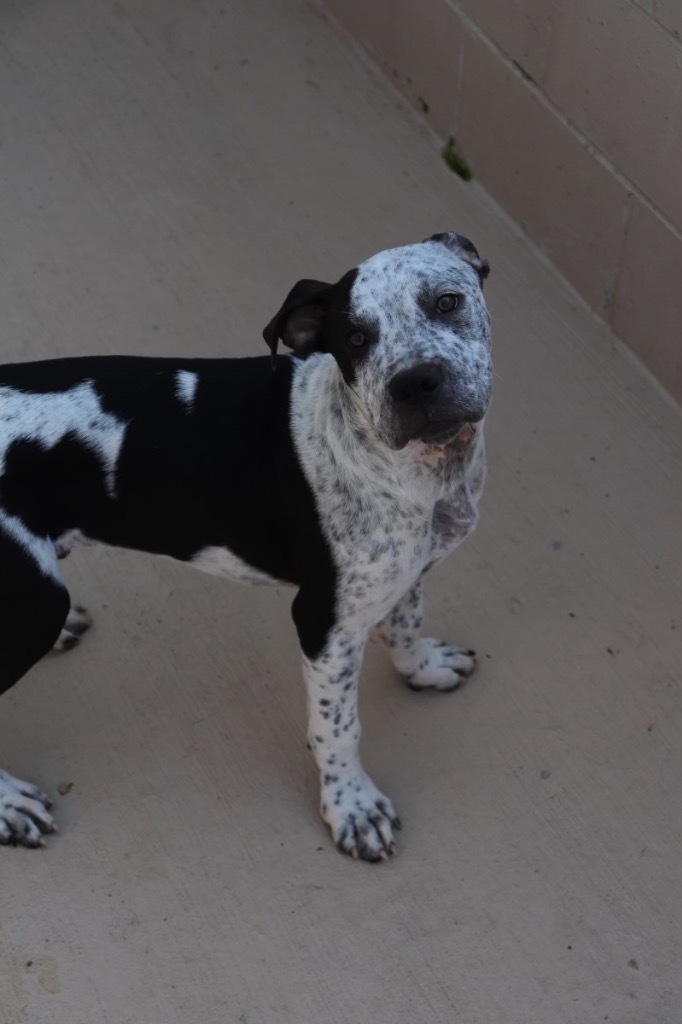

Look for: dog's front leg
[376,578,477,692]
[302,628,400,862]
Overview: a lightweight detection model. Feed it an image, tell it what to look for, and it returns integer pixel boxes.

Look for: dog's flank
[0,232,491,860]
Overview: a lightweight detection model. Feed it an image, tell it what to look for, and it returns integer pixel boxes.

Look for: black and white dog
[0,232,492,861]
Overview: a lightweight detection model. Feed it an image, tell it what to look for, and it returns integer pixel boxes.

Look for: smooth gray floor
[1,2,681,1022]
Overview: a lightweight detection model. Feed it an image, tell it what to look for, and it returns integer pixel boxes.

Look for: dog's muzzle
[387,361,489,448]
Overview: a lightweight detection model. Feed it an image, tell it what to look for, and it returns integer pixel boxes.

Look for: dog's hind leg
[375,578,476,692]
[53,605,93,653]
[0,517,70,847]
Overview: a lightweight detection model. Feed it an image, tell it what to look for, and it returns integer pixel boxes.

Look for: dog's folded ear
[263,279,332,364]
[425,232,490,286]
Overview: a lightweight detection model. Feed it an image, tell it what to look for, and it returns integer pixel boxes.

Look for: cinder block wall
[324,0,682,403]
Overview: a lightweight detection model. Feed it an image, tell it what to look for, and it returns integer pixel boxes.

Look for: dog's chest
[331,503,430,625]
[329,474,480,626]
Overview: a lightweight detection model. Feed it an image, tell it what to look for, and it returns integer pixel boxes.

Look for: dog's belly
[190,545,281,586]
[55,529,284,588]
[55,528,92,559]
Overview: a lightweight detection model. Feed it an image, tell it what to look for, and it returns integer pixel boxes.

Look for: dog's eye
[347,331,367,348]
[436,293,460,313]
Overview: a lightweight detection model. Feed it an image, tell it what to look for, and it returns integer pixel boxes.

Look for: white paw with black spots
[321,769,400,862]
[0,769,57,848]
[402,638,476,692]
[53,605,92,653]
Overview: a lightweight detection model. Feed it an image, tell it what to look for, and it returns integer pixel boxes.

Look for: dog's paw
[401,637,476,692]
[53,606,92,654]
[321,770,401,862]
[0,769,57,848]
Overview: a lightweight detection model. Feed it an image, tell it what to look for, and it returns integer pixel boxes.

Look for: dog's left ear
[425,232,490,287]
[263,279,332,364]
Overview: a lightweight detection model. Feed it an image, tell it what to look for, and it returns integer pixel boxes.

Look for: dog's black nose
[388,363,445,406]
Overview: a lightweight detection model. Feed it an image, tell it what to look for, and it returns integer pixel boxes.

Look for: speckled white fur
[289,238,491,859]
[292,357,485,858]
[375,580,476,691]
[349,240,492,448]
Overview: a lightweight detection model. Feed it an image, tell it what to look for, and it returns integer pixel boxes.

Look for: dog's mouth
[382,401,487,450]
[385,419,478,450]
[416,420,477,447]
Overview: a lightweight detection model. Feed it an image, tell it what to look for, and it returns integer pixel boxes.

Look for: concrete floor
[1,1,681,1021]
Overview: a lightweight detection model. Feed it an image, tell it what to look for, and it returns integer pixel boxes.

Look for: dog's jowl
[0,232,492,860]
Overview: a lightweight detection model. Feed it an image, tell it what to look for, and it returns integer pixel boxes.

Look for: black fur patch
[0,356,337,666]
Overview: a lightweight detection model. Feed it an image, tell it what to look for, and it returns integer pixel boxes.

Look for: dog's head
[263,233,492,450]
